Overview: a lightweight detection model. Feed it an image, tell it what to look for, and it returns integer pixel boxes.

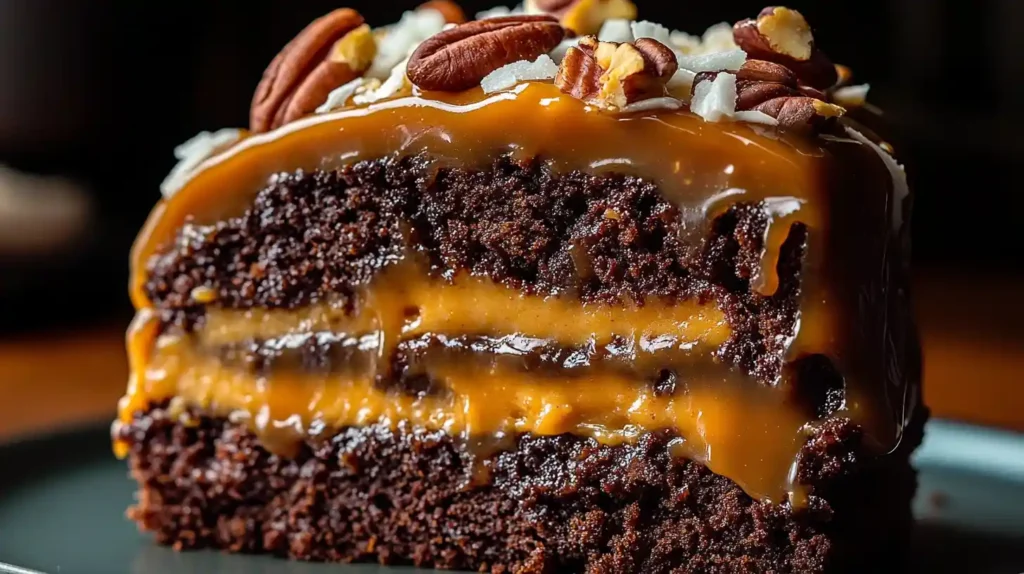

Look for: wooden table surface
[1,272,1022,442]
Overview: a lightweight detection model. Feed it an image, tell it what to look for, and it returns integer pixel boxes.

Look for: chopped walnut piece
[328,24,377,73]
[555,35,677,109]
[755,6,812,60]
[733,6,838,89]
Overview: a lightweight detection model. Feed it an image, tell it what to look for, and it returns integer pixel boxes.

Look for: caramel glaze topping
[120,82,919,505]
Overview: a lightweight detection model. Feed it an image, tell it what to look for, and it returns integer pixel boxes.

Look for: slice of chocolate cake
[113,2,925,572]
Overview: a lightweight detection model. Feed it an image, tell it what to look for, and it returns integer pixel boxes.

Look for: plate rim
[0,419,1022,574]
[913,419,1024,484]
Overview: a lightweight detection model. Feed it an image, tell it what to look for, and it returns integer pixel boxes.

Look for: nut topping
[418,0,467,24]
[736,59,796,86]
[751,97,844,134]
[243,2,862,137]
[407,15,566,91]
[693,59,845,132]
[733,6,838,89]
[734,59,799,110]
[250,8,373,133]
[753,6,812,60]
[556,36,677,109]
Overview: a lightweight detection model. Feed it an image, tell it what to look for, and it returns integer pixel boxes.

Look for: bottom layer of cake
[117,404,925,573]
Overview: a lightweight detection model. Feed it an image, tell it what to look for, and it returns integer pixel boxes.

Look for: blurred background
[0,0,1022,438]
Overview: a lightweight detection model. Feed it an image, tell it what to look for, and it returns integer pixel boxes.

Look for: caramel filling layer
[200,263,730,351]
[120,265,814,503]
[123,332,809,503]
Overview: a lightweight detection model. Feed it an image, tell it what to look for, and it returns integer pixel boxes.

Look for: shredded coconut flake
[733,110,779,126]
[700,23,739,53]
[671,22,738,55]
[670,30,702,54]
[690,72,737,122]
[620,97,684,114]
[598,19,634,43]
[833,84,871,107]
[677,49,746,73]
[161,129,242,198]
[631,21,673,46]
[172,129,236,161]
[481,55,558,94]
[367,10,446,79]
[354,58,411,105]
[687,77,783,128]
[667,68,698,101]
[315,79,365,113]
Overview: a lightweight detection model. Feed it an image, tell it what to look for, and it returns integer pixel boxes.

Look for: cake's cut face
[115,3,924,572]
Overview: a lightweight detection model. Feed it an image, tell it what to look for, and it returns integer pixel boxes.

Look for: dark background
[1,0,1020,332]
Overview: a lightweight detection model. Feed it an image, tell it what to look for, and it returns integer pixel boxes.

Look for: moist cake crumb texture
[119,404,923,574]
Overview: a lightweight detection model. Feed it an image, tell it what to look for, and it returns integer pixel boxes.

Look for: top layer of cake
[117,1,920,506]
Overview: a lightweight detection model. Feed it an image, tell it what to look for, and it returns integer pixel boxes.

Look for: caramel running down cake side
[114,2,924,572]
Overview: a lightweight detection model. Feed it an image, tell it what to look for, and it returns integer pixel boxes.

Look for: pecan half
[736,59,796,85]
[752,97,845,133]
[251,9,373,133]
[735,59,798,109]
[733,6,838,89]
[693,60,845,133]
[556,36,677,109]
[407,15,565,92]
[419,0,467,24]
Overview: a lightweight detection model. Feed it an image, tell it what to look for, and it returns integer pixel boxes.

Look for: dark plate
[0,420,1022,574]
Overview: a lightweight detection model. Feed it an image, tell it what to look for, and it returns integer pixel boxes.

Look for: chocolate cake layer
[145,155,802,382]
[119,404,923,574]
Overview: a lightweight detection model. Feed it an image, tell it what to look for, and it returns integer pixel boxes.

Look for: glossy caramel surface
[121,82,917,504]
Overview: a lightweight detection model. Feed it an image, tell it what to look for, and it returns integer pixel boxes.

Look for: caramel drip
[122,331,809,503]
